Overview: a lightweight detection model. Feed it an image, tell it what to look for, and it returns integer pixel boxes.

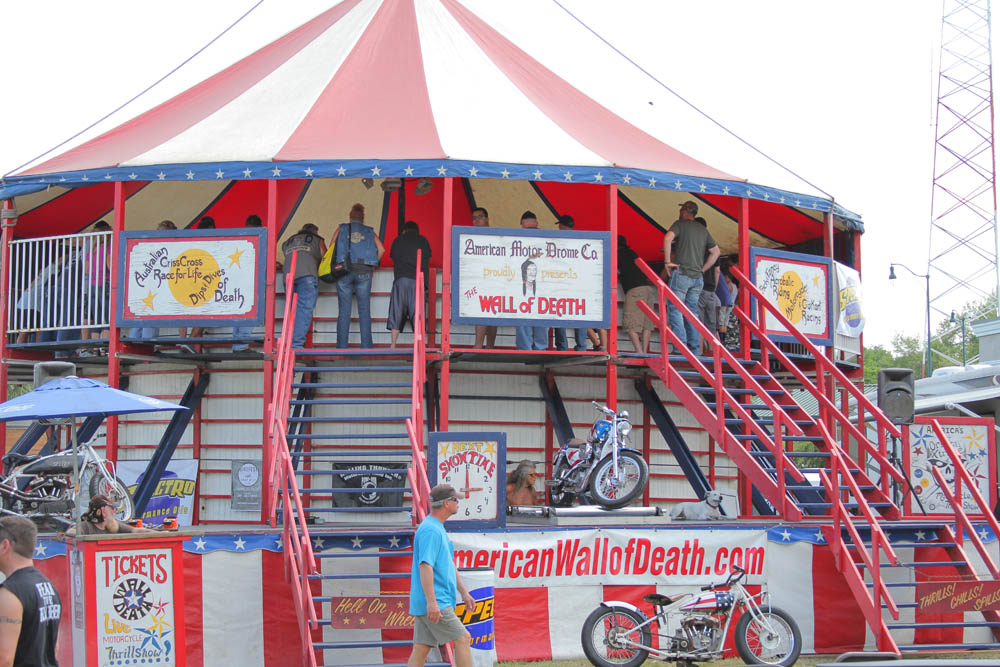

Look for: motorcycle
[581,566,801,667]
[0,438,134,530]
[546,401,648,510]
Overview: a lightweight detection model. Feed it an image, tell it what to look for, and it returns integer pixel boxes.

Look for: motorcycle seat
[643,593,685,606]
[22,453,87,476]
[3,452,40,468]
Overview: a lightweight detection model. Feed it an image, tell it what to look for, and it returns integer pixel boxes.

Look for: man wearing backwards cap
[661,201,719,353]
[407,484,476,667]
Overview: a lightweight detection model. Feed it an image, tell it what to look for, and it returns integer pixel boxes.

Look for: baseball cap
[556,214,575,229]
[430,484,458,506]
[680,201,699,215]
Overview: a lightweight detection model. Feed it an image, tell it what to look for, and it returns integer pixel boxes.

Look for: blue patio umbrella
[0,376,187,526]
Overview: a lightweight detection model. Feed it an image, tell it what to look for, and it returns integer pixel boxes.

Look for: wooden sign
[916,580,1000,613]
[749,247,834,346]
[328,596,414,629]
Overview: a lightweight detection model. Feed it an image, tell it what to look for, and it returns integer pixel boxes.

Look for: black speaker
[877,367,915,425]
[33,361,76,389]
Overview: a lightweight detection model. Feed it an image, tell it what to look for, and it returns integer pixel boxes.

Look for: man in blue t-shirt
[408,484,475,667]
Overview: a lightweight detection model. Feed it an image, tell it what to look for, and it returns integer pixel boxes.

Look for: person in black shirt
[0,516,61,667]
[387,221,432,348]
[618,235,655,354]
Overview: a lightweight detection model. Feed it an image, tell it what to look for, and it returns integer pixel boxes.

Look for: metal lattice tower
[927,0,1000,329]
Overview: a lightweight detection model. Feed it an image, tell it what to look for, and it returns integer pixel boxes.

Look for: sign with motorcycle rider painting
[902,416,997,517]
[451,528,766,587]
[117,228,266,328]
[749,247,834,346]
[117,460,199,527]
[451,228,611,328]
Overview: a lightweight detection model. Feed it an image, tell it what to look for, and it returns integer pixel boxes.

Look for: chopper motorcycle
[581,566,801,667]
[546,401,648,510]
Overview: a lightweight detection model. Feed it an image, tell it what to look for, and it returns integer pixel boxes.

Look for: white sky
[0,0,981,347]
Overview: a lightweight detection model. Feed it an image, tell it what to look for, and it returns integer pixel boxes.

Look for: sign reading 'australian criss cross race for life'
[451,227,611,328]
[117,229,267,328]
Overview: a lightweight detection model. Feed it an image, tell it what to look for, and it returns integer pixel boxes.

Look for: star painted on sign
[152,599,169,615]
[186,170,195,180]
[229,248,245,267]
[397,601,404,609]
[351,536,363,549]
[648,177,656,187]
[193,537,207,551]
[141,290,156,312]
[563,171,573,181]
[674,180,683,189]
[371,165,381,176]
[469,167,478,177]
[699,183,707,193]
[304,167,314,177]
[336,166,347,176]
[814,530,825,543]
[532,169,543,180]
[404,165,414,176]
[129,173,138,180]
[243,168,252,178]
[622,174,631,184]
[388,536,400,548]
[313,536,325,550]
[484,441,497,456]
[780,529,792,541]
[234,536,247,550]
[148,614,171,638]
[157,172,166,180]
[914,530,927,541]
[215,169,225,179]
[125,591,142,608]
[722,186,729,195]
[980,528,990,541]
[34,543,47,557]
[811,275,820,287]
[274,539,283,550]
[343,617,350,625]
[272,166,282,177]
[437,165,448,176]
[500,168,510,179]
[359,617,366,625]
[593,173,603,182]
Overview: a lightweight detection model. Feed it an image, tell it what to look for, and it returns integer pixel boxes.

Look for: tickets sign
[117,229,266,327]
[749,247,833,346]
[451,227,611,328]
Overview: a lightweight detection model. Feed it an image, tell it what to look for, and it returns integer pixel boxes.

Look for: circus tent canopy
[1,0,862,262]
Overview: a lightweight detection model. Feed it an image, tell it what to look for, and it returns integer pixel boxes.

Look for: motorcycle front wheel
[581,605,650,667]
[89,472,136,522]
[734,606,801,666]
[547,460,576,507]
[587,451,648,509]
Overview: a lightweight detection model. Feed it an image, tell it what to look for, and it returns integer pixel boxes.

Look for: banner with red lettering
[451,528,766,586]
[451,227,611,328]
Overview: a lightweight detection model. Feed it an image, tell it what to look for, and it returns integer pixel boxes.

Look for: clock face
[429,433,506,527]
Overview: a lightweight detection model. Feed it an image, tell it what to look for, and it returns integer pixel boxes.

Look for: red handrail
[929,419,1000,578]
[408,252,431,525]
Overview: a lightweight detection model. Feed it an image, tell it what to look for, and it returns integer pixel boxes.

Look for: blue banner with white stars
[768,524,997,546]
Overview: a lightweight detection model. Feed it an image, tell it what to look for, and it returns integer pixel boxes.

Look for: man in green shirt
[661,201,719,353]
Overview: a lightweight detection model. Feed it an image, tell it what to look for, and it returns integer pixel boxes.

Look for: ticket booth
[69,533,188,666]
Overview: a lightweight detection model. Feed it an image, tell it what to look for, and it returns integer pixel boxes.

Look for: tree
[863,334,923,384]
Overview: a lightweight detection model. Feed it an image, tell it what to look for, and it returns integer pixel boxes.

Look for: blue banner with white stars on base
[768,524,997,546]
[182,532,412,554]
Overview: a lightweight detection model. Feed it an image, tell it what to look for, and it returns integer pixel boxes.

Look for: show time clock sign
[117,228,266,327]
[749,247,834,346]
[428,432,506,529]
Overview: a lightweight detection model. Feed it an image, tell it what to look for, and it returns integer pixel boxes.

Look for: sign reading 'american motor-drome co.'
[117,229,267,327]
[451,227,611,328]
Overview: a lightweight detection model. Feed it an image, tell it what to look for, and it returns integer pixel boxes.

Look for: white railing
[7,231,112,335]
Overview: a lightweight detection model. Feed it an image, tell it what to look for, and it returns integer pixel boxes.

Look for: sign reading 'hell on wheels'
[117,228,267,328]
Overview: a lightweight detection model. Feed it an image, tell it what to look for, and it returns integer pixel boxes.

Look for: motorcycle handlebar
[591,401,616,416]
[701,566,746,591]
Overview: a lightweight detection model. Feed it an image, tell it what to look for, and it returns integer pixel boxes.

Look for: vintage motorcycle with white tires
[581,566,801,667]
[546,401,648,510]
[0,440,134,529]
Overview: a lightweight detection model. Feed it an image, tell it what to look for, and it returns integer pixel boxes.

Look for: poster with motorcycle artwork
[451,227,611,328]
[749,247,834,346]
[116,460,199,527]
[902,416,996,516]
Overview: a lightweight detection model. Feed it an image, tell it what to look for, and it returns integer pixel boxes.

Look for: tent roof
[1,0,862,237]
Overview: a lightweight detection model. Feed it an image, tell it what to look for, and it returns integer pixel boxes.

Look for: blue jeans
[667,272,703,352]
[129,327,158,339]
[554,328,588,351]
[516,326,549,351]
[232,326,253,352]
[291,275,319,349]
[337,271,373,348]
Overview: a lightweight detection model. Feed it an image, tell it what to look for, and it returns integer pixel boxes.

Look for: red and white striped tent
[2,0,862,262]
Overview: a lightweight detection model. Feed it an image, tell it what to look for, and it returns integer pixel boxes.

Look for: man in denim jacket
[331,203,385,348]
[282,223,327,349]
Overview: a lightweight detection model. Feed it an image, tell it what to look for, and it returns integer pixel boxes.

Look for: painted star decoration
[193,537,207,551]
[34,543,47,557]
[780,529,792,541]
[141,290,157,312]
[234,536,247,550]
[388,536,400,548]
[351,536,363,549]
[313,536,325,550]
[229,248,245,267]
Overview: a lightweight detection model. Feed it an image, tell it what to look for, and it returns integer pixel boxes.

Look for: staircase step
[889,621,1000,629]
[292,381,411,389]
[708,403,802,412]
[302,468,411,475]
[292,451,411,459]
[295,365,412,372]
[296,348,414,357]
[310,573,409,580]
[287,432,411,440]
[298,488,412,494]
[288,416,409,423]
[856,560,967,568]
[725,418,815,428]
[882,542,956,549]
[796,502,895,509]
[289,398,411,405]
[669,353,757,367]
[692,387,787,397]
[317,551,413,559]
[736,435,826,443]
[748,450,830,458]
[679,371,770,382]
[296,506,409,513]
[314,640,415,649]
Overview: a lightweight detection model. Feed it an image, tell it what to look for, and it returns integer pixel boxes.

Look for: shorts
[412,606,469,646]
[698,290,720,330]
[386,277,417,331]
[624,285,655,334]
[718,305,733,328]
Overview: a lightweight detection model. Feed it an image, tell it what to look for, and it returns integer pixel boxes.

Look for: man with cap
[662,201,719,353]
[552,215,590,352]
[408,484,476,667]
[282,223,328,349]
